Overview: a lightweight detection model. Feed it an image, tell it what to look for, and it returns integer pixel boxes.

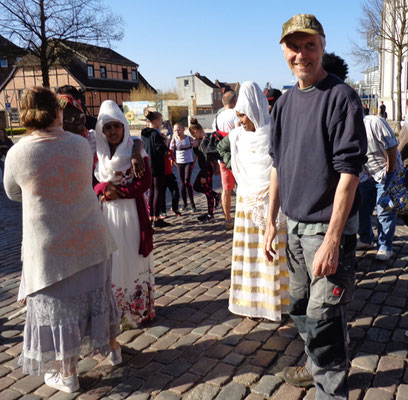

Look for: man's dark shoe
[154,219,171,228]
[280,366,314,388]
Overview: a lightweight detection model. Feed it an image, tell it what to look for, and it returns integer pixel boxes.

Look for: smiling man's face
[282,32,326,89]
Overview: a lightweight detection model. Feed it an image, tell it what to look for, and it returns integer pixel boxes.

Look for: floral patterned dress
[101,167,155,329]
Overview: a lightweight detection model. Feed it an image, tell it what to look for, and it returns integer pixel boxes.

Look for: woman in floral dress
[94,100,155,329]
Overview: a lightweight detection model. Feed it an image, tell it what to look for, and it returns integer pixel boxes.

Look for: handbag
[378,166,408,214]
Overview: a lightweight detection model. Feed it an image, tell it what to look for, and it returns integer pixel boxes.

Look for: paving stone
[140,372,173,393]
[234,340,262,356]
[249,350,277,368]
[268,355,297,375]
[190,357,218,376]
[33,384,58,398]
[168,372,201,395]
[373,315,399,329]
[19,395,42,400]
[0,376,15,391]
[360,340,386,355]
[386,342,408,359]
[373,355,404,392]
[284,340,305,357]
[0,389,22,400]
[351,352,379,372]
[269,382,303,400]
[206,343,233,359]
[251,374,283,397]
[232,365,263,386]
[233,319,258,335]
[363,388,393,400]
[263,335,291,352]
[205,362,235,386]
[366,327,392,343]
[161,359,191,377]
[183,383,219,400]
[215,381,247,400]
[222,352,245,367]
[396,384,408,400]
[127,334,156,352]
[50,390,79,399]
[154,391,180,400]
[116,329,142,344]
[126,392,149,400]
[77,358,99,375]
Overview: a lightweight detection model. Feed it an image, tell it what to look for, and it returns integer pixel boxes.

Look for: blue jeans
[358,177,396,252]
[287,232,356,399]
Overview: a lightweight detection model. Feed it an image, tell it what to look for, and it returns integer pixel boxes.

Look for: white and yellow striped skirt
[229,197,289,321]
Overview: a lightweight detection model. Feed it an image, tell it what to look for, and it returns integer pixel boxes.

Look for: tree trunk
[39,0,49,87]
[397,49,403,122]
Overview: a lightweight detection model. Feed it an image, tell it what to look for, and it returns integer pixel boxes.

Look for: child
[161,146,181,217]
[189,118,220,222]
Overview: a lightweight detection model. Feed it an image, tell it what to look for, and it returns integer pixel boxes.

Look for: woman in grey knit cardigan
[4,87,121,393]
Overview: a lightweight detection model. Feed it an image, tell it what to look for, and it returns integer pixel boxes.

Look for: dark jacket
[141,128,168,177]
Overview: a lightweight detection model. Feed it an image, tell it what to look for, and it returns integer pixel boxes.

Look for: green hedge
[5,128,27,136]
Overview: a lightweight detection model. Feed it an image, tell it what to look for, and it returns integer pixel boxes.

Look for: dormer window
[122,68,128,80]
[100,66,107,78]
[131,69,137,81]
[87,65,94,77]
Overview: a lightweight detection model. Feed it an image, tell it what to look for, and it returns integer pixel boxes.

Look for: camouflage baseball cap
[280,14,325,43]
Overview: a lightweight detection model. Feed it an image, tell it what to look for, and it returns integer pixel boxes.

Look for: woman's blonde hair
[20,87,60,130]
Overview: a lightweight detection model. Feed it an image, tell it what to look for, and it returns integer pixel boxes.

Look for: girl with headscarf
[94,100,155,331]
[228,81,289,321]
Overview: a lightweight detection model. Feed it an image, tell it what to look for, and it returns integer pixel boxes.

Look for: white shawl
[230,81,273,230]
[94,100,143,184]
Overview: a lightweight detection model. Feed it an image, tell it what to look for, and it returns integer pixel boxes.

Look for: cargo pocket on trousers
[325,257,356,306]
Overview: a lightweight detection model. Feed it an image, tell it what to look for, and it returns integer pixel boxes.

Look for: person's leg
[185,162,195,208]
[301,234,354,399]
[206,169,215,216]
[168,173,180,213]
[148,182,155,218]
[177,164,187,207]
[375,180,397,252]
[193,171,205,194]
[220,162,235,221]
[161,175,169,215]
[358,179,377,245]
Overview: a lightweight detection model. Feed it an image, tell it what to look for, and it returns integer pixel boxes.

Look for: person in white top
[212,91,240,229]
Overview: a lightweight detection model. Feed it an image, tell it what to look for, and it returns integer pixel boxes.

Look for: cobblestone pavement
[1,182,408,400]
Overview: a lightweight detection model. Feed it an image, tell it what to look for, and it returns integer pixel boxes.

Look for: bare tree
[0,0,123,87]
[351,0,408,122]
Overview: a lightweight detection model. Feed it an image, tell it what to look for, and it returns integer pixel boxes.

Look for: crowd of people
[2,12,408,399]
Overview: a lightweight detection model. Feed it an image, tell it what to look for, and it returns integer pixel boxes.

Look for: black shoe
[197,213,214,223]
[214,192,221,209]
[154,219,171,228]
[192,206,197,213]
[170,208,182,217]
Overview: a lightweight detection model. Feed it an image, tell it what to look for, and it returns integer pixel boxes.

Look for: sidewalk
[1,184,408,400]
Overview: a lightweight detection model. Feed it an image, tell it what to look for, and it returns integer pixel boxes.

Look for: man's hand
[263,222,277,262]
[312,236,339,276]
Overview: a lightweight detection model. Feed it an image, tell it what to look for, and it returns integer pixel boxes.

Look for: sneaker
[154,219,171,228]
[376,249,394,261]
[180,205,189,211]
[197,213,214,223]
[279,366,314,388]
[224,220,234,230]
[44,371,79,393]
[108,346,122,366]
[356,240,372,250]
[214,193,221,209]
[160,212,167,219]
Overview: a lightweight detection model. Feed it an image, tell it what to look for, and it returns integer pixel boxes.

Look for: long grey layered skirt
[19,256,121,376]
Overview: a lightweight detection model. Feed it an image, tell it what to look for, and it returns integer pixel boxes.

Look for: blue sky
[105,0,367,91]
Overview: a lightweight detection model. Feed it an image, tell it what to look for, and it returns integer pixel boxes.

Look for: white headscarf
[94,100,142,183]
[230,81,272,230]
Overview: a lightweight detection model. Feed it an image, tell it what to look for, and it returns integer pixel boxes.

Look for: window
[122,68,128,80]
[0,58,8,68]
[100,66,107,78]
[11,108,19,123]
[184,79,189,87]
[131,69,137,81]
[218,92,221,100]
[87,65,94,77]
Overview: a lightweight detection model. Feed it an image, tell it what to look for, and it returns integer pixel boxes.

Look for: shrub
[5,128,27,136]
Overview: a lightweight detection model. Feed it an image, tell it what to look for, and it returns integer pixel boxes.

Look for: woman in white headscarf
[94,100,155,334]
[228,81,289,321]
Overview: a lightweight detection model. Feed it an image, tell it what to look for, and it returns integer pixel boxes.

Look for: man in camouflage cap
[264,14,367,399]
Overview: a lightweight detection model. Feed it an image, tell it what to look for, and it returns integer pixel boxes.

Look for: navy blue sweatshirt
[269,73,367,223]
